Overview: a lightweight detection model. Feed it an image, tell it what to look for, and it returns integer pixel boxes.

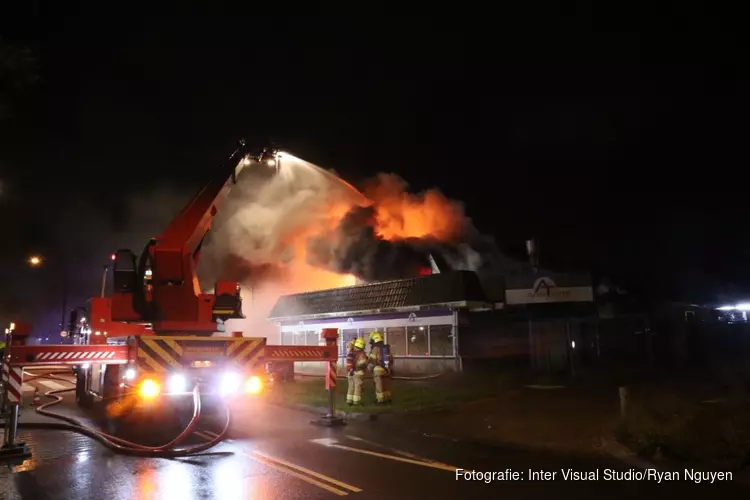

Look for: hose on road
[2,370,233,458]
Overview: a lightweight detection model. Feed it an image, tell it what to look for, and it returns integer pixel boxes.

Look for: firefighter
[346,337,368,406]
[345,338,356,405]
[367,331,393,404]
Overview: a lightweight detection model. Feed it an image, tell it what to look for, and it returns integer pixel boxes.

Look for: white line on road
[311,438,460,472]
[345,435,457,468]
[251,450,362,493]
[247,452,356,496]
[38,380,68,391]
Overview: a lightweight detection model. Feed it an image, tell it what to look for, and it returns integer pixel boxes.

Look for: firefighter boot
[346,373,355,405]
[373,367,387,404]
[352,371,364,406]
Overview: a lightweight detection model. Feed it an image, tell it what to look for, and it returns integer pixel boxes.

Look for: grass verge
[615,389,750,469]
[266,375,503,414]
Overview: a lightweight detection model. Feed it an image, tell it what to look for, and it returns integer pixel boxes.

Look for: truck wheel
[76,368,94,408]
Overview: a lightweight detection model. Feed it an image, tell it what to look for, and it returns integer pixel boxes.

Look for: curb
[599,438,669,471]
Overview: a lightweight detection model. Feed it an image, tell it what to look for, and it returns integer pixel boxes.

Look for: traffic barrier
[312,328,344,427]
[0,328,30,464]
[326,361,337,390]
[5,367,22,405]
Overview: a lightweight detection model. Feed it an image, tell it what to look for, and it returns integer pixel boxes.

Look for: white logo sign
[505,277,593,305]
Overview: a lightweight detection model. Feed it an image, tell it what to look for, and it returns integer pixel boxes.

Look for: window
[281,330,293,345]
[341,329,358,356]
[386,327,406,356]
[306,330,318,346]
[293,330,306,346]
[407,326,428,356]
[361,327,383,345]
[429,325,454,356]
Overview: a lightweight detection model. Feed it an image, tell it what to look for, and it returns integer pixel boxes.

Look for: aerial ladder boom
[4,141,338,429]
[89,140,280,338]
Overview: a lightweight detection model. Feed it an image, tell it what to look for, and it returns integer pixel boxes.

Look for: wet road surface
[2,371,749,499]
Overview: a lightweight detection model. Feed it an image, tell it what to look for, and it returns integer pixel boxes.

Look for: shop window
[386,327,407,356]
[305,330,318,346]
[341,329,358,356]
[429,325,454,356]
[360,327,384,344]
[407,326,428,356]
[293,330,306,346]
[281,330,294,345]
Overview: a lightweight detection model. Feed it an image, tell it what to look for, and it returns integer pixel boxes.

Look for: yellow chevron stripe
[227,338,247,356]
[164,339,183,356]
[233,340,262,365]
[143,340,181,369]
[245,347,265,370]
[137,348,166,372]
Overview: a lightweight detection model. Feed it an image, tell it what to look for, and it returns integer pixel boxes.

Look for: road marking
[345,435,456,468]
[247,452,355,496]
[251,450,362,492]
[39,380,68,390]
[311,438,460,472]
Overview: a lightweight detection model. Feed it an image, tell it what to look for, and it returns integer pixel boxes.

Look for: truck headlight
[124,368,136,381]
[220,372,241,396]
[168,374,187,393]
[139,379,160,399]
[245,376,262,395]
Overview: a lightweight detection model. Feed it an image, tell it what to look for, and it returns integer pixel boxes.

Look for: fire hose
[1,370,233,458]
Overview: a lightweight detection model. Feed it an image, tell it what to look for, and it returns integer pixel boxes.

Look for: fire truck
[5,141,336,434]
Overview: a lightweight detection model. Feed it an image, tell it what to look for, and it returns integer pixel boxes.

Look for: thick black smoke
[306,205,433,281]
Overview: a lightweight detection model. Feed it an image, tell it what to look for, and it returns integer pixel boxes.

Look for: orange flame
[363,174,465,242]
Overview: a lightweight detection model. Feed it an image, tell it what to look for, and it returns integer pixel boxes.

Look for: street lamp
[25,254,67,338]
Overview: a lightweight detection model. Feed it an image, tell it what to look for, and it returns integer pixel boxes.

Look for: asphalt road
[1,370,749,499]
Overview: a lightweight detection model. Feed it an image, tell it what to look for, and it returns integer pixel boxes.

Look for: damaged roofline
[267,300,498,322]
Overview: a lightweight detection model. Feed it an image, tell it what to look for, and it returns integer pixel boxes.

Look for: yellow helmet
[346,339,356,350]
[354,337,366,349]
[369,331,383,344]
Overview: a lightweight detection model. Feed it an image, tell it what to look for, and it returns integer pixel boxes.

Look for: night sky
[0,7,745,336]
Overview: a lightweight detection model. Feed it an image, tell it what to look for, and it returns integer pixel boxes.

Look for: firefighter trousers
[347,371,365,405]
[373,366,392,403]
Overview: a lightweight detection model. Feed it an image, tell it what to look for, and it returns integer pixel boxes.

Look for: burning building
[198,152,597,374]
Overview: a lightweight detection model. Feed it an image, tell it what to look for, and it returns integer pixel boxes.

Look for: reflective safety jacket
[353,349,368,373]
[368,343,394,373]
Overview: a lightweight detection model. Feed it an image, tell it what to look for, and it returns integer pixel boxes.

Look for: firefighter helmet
[369,331,383,344]
[354,337,366,349]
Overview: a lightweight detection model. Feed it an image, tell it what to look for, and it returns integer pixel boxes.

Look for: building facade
[267,271,493,374]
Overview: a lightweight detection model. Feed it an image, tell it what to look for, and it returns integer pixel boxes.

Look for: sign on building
[505,277,593,305]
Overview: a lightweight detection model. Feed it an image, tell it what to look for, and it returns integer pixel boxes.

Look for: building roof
[268,270,490,320]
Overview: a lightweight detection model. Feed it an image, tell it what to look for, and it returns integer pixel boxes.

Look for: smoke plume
[196,153,494,340]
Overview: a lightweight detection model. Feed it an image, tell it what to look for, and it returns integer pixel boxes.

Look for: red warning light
[111,253,116,261]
